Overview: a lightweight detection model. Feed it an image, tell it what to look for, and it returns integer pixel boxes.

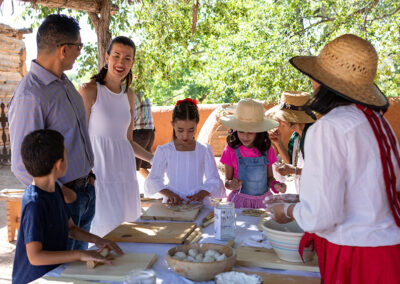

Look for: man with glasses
[8,14,95,250]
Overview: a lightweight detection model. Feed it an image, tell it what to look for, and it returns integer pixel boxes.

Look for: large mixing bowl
[262,219,315,262]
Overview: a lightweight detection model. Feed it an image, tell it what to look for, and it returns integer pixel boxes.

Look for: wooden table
[45,207,320,283]
[0,188,24,242]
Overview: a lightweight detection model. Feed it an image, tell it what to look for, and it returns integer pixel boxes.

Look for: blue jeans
[66,182,96,250]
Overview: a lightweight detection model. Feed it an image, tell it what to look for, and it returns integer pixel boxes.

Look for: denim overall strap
[234,146,270,195]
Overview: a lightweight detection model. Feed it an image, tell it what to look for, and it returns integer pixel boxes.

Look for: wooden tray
[236,246,319,272]
[104,222,197,244]
[234,270,320,284]
[141,203,201,221]
[61,252,157,282]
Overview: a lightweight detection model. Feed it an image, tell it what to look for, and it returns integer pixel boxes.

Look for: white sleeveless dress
[89,82,140,237]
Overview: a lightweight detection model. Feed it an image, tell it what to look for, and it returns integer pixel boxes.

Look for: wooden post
[88,0,112,71]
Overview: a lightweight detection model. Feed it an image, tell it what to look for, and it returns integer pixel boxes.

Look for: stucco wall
[151,98,400,154]
[151,104,217,152]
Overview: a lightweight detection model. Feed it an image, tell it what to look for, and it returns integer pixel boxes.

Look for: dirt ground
[0,165,24,283]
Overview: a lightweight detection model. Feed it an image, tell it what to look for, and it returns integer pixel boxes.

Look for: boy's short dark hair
[37,14,80,52]
[21,129,65,177]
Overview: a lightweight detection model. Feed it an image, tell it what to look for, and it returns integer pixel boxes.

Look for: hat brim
[289,56,388,109]
[265,105,316,123]
[219,116,279,132]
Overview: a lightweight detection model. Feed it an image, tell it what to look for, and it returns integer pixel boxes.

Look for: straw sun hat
[219,99,278,132]
[265,91,316,123]
[290,34,388,109]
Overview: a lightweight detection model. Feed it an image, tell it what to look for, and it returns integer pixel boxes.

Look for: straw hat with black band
[219,98,279,132]
[265,91,316,123]
[289,34,389,110]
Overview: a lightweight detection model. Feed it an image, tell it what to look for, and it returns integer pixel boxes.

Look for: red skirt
[299,233,400,284]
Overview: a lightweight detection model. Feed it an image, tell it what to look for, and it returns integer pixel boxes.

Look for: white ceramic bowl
[166,243,236,281]
[261,219,315,263]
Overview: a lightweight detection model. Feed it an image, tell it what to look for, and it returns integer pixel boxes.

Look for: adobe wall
[151,104,217,152]
[151,98,400,155]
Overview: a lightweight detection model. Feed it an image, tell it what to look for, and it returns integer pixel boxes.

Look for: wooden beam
[0,24,32,38]
[18,0,118,14]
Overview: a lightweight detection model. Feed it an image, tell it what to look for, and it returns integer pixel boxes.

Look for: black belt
[64,175,89,189]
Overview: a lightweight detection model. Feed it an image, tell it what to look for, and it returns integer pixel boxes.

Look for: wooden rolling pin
[201,211,214,228]
[184,227,203,244]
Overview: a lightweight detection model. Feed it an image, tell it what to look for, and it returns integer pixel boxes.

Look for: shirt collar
[30,60,68,86]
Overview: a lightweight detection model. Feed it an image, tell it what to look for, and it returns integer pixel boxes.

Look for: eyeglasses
[57,42,84,51]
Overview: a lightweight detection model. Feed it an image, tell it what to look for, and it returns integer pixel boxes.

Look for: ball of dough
[173,251,187,260]
[188,248,198,257]
[204,249,219,258]
[202,255,215,262]
[195,253,203,262]
[215,253,226,261]
[186,255,195,262]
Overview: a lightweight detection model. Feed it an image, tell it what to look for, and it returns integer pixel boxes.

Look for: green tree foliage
[23,0,400,105]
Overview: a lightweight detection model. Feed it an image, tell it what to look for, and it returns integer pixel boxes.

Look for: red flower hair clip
[175,98,198,108]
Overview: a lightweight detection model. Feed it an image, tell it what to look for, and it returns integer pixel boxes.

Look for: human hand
[265,203,293,224]
[94,238,123,256]
[273,182,287,193]
[268,128,282,146]
[275,163,296,176]
[61,185,77,204]
[186,190,210,204]
[226,178,242,191]
[160,189,184,205]
[79,250,113,265]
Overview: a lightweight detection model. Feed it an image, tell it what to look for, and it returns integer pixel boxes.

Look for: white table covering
[47,207,320,283]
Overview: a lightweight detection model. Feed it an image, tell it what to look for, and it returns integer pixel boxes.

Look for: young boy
[12,129,123,284]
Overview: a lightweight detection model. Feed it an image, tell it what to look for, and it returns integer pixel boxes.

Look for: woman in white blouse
[268,34,400,283]
[144,98,225,205]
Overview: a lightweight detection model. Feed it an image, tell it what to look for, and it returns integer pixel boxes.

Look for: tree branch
[88,0,111,70]
[368,6,400,22]
[18,0,118,14]
[291,0,380,38]
[191,0,199,35]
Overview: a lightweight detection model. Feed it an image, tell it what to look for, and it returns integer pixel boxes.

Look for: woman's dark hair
[21,129,65,177]
[304,84,353,115]
[172,100,200,139]
[91,36,136,91]
[226,130,271,155]
[37,14,80,52]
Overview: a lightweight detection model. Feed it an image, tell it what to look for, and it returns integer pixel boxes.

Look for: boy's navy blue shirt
[12,183,70,284]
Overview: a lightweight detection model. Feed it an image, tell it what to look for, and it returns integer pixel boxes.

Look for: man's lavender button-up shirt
[8,60,94,186]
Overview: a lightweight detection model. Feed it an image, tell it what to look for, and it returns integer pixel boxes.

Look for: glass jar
[214,201,236,240]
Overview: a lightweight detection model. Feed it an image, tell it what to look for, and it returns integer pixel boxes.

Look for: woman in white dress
[80,36,153,237]
[144,98,225,206]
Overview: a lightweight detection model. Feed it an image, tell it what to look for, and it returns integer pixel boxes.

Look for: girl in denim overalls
[219,99,286,208]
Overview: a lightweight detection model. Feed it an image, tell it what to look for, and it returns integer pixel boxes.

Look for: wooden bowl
[166,243,236,281]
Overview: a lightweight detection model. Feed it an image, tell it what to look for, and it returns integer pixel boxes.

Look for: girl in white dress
[80,36,153,237]
[144,98,225,205]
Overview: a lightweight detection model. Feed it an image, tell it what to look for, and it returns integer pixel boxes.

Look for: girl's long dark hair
[91,36,136,91]
[226,130,271,155]
[172,100,200,139]
[304,85,353,115]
